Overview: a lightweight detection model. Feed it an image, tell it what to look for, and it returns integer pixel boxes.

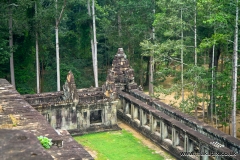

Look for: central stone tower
[103,48,138,98]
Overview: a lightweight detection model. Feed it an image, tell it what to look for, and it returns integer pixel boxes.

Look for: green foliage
[37,136,52,149]
[74,130,164,160]
[0,39,10,64]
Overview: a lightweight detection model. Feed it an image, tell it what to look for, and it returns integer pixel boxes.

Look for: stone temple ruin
[24,71,119,135]
[23,48,139,135]
[1,48,240,160]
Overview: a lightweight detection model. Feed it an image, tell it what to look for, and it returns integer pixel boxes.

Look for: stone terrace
[0,79,93,160]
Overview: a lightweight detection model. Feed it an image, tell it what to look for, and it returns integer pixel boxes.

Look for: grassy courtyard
[74,129,165,160]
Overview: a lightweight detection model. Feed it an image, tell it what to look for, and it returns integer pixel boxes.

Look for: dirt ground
[153,76,240,138]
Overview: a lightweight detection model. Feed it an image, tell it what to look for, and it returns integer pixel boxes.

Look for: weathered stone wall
[0,79,93,160]
[118,90,240,160]
[24,72,119,134]
[128,89,240,154]
[34,100,118,134]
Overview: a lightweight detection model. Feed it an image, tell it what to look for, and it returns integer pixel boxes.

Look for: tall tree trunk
[92,0,98,87]
[232,0,238,138]
[140,55,143,87]
[9,0,15,88]
[55,0,66,91]
[210,44,216,125]
[208,46,221,124]
[55,0,60,91]
[35,2,40,93]
[36,32,40,93]
[181,8,184,103]
[91,39,96,85]
[40,61,44,92]
[145,57,150,86]
[149,56,154,95]
[194,0,198,119]
[88,0,96,86]
[149,6,155,95]
[202,88,205,122]
[56,25,60,91]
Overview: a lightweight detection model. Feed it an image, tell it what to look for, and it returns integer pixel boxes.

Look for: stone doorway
[90,110,102,124]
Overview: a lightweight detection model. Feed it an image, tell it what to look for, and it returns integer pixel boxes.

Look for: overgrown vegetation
[74,130,164,160]
[37,136,53,149]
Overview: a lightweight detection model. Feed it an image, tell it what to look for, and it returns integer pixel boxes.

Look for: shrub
[37,136,53,149]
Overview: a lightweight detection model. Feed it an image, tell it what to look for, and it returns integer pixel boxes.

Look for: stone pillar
[140,108,143,126]
[111,101,118,125]
[172,127,179,147]
[102,107,105,124]
[50,110,56,129]
[215,156,221,160]
[160,120,168,140]
[131,103,134,120]
[121,98,126,110]
[200,144,209,160]
[133,106,138,119]
[188,139,194,153]
[150,114,156,133]
[125,102,129,114]
[86,109,90,128]
[77,111,80,129]
[184,134,193,152]
[141,110,147,125]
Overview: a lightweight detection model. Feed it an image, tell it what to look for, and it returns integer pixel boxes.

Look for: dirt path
[118,121,175,160]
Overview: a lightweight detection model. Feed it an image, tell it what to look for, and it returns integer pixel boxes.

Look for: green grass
[74,130,164,160]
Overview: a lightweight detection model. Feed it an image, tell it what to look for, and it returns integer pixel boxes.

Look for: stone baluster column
[131,103,134,120]
[133,105,138,119]
[140,108,143,126]
[86,109,90,128]
[184,134,188,152]
[172,127,179,147]
[150,114,157,133]
[77,111,81,129]
[125,101,129,114]
[184,134,194,152]
[188,139,193,153]
[102,106,106,124]
[160,120,168,140]
[122,98,126,111]
[200,144,209,160]
[141,110,147,126]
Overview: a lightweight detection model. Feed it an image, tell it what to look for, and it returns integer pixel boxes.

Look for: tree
[92,0,98,87]
[9,0,15,88]
[0,1,10,66]
[232,0,238,138]
[55,0,66,91]
[198,0,233,125]
[35,1,40,93]
[149,1,155,96]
